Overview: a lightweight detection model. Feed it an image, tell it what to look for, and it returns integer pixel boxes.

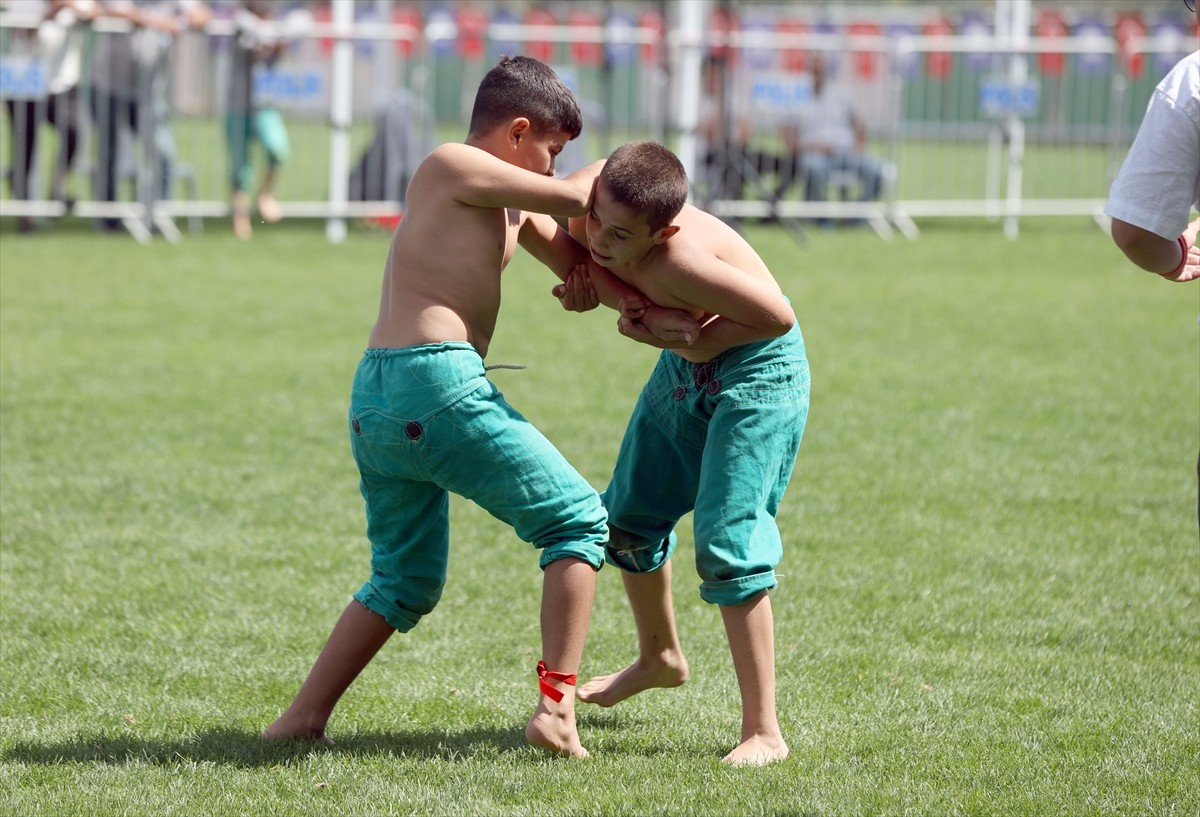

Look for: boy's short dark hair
[468,56,583,140]
[601,141,689,233]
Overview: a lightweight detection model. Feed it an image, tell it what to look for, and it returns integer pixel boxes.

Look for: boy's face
[584,178,666,268]
[511,124,571,177]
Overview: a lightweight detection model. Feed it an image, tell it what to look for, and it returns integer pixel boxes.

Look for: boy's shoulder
[645,208,762,277]
[422,141,516,173]
[664,205,748,256]
[411,142,499,197]
[420,141,476,170]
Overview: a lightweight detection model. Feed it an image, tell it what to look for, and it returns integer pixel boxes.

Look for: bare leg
[263,600,394,744]
[524,557,596,758]
[232,190,252,240]
[257,167,282,223]
[576,561,688,707]
[719,591,788,766]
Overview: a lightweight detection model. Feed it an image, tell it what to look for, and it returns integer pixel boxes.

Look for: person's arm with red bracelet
[1111,216,1200,282]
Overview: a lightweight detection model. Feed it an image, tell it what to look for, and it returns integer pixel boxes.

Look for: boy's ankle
[646,647,687,668]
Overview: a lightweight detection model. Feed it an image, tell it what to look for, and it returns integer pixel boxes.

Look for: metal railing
[0,3,1192,242]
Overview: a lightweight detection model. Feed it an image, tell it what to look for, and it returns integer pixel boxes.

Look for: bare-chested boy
[263,56,615,758]
[552,141,811,766]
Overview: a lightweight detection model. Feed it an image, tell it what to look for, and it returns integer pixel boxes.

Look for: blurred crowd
[2,0,286,238]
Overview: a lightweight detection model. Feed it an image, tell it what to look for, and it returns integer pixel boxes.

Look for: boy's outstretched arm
[432,144,602,217]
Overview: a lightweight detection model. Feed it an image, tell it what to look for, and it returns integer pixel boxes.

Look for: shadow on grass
[3,725,529,767]
[3,711,644,768]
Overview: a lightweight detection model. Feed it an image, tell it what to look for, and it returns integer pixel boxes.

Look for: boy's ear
[508,117,532,147]
[653,224,681,243]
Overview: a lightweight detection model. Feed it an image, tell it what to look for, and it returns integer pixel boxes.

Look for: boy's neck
[465,132,503,158]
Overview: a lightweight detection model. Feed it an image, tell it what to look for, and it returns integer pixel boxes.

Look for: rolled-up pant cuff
[353,583,422,633]
[700,571,777,606]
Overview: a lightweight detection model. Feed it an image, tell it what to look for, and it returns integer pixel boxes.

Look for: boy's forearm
[522,218,637,310]
[682,313,792,357]
[445,145,593,217]
[520,214,582,275]
[585,261,643,310]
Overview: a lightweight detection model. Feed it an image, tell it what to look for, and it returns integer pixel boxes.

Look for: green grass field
[1,216,1197,816]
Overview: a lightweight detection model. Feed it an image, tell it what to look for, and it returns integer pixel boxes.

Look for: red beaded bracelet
[1160,234,1190,279]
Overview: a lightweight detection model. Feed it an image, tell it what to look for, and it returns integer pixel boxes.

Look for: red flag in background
[455,6,487,61]
[709,6,737,60]
[639,9,664,66]
[568,9,603,66]
[777,17,808,73]
[524,7,556,63]
[1114,12,1146,78]
[923,15,953,79]
[847,21,882,79]
[392,6,421,58]
[1036,9,1067,76]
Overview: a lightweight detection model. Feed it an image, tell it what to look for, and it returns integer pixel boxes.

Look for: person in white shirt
[1104,0,1199,524]
[1105,46,1199,281]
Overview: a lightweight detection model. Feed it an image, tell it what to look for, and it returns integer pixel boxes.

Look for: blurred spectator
[2,0,96,232]
[348,88,434,210]
[87,0,210,231]
[775,54,885,223]
[697,54,778,214]
[226,0,289,240]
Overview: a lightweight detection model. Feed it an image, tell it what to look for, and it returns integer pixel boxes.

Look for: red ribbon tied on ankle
[536,660,577,703]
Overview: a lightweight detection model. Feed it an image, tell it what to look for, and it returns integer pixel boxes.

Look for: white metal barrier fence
[0,1,1192,242]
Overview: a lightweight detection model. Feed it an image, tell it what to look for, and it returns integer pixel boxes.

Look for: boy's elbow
[768,307,796,337]
[1110,218,1139,252]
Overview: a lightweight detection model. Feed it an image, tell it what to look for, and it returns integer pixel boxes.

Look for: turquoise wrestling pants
[603,323,810,607]
[348,343,608,632]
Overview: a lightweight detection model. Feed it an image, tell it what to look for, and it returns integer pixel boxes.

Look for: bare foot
[257,194,282,223]
[524,701,588,758]
[262,714,335,747]
[721,734,789,767]
[576,653,688,707]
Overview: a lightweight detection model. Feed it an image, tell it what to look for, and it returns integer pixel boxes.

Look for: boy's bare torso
[368,151,526,358]
[602,205,785,363]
